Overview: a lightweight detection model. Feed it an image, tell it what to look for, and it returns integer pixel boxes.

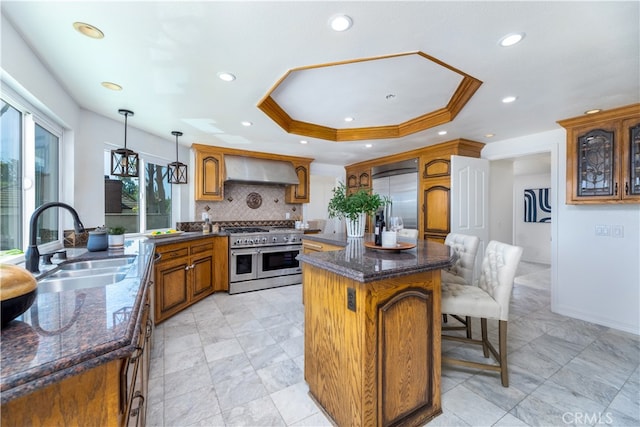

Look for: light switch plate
[612,225,624,238]
[595,225,610,236]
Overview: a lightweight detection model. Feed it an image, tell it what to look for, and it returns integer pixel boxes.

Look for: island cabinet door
[304,265,441,427]
[376,288,436,427]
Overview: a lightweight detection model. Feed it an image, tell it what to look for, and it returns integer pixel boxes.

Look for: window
[1,95,61,254]
[104,151,171,233]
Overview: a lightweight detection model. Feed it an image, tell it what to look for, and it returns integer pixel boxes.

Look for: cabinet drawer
[155,247,188,263]
[190,241,214,255]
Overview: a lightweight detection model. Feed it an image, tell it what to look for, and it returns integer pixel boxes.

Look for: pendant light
[167,131,188,184]
[110,109,139,177]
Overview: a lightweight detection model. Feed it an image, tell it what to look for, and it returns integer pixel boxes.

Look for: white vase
[346,212,366,238]
[108,234,125,248]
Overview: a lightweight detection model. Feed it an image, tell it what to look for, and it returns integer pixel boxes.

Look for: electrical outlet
[612,225,624,238]
[347,288,356,312]
[595,225,610,236]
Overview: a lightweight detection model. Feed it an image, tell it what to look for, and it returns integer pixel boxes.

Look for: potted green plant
[108,226,126,248]
[327,182,389,237]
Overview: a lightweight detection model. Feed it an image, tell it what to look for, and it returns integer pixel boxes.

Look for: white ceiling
[2,1,638,166]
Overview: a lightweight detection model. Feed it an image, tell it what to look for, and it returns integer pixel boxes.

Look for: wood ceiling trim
[257,51,483,142]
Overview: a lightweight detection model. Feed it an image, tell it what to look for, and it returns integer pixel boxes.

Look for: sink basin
[38,272,128,293]
[59,257,135,271]
[48,265,131,278]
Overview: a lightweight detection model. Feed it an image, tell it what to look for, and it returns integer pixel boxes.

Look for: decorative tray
[364,241,416,251]
[144,230,184,238]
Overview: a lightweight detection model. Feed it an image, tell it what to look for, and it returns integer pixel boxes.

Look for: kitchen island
[298,234,454,427]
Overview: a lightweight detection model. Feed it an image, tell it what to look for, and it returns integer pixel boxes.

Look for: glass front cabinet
[559,103,640,204]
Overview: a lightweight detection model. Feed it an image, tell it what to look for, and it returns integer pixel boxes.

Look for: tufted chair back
[443,233,480,286]
[476,240,523,321]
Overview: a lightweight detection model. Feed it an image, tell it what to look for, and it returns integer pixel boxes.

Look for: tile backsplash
[195,182,302,222]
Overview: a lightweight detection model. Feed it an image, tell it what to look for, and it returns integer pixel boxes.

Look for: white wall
[304,162,345,233]
[2,14,190,230]
[484,129,640,334]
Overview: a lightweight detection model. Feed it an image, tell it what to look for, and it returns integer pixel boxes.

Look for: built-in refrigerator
[371,158,418,230]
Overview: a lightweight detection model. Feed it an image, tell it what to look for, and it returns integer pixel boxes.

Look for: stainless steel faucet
[24,202,85,273]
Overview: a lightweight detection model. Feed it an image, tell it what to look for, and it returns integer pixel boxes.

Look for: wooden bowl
[1,264,38,327]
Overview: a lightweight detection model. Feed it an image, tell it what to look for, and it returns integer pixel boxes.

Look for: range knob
[272,236,278,243]
[283,236,289,242]
[261,237,267,243]
[235,239,242,245]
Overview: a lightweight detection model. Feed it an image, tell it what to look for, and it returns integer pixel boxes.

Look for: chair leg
[480,318,489,357]
[465,316,472,339]
[499,320,509,387]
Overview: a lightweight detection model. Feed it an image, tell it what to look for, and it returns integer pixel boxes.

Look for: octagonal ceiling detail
[258,51,482,142]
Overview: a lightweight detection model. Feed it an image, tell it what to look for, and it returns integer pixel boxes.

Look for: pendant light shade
[168,131,188,184]
[110,109,139,177]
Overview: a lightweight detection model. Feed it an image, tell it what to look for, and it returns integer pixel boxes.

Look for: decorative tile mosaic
[195,183,302,223]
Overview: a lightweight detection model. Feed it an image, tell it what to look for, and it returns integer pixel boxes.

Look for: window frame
[1,85,64,261]
[103,146,174,234]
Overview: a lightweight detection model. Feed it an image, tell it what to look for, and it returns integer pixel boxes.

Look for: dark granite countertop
[297,233,454,283]
[1,232,227,404]
[0,238,154,404]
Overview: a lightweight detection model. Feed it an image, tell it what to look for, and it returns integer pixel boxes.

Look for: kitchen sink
[36,256,135,293]
[59,257,135,271]
[38,272,128,293]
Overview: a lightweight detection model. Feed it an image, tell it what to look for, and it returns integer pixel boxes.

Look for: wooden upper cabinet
[192,144,313,204]
[345,166,371,195]
[346,139,484,242]
[559,103,640,204]
[285,161,311,203]
[195,151,223,201]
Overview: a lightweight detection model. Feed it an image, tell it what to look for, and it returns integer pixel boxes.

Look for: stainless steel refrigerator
[371,159,418,230]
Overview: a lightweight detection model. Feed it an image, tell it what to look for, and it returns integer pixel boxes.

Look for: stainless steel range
[226,227,303,294]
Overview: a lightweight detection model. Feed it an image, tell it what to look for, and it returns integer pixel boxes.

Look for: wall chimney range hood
[224,155,300,185]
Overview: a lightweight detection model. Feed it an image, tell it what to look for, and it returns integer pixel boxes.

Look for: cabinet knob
[615,182,618,195]
[625,182,629,195]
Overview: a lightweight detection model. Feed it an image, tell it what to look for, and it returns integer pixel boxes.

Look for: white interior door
[450,155,490,279]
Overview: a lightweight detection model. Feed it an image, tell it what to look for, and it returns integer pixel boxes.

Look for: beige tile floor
[147,262,640,426]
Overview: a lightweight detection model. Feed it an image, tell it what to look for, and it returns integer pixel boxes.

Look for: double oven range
[226,227,303,294]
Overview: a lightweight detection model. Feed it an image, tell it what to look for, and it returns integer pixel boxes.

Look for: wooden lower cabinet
[303,264,441,427]
[1,289,153,427]
[154,236,228,323]
[301,239,344,253]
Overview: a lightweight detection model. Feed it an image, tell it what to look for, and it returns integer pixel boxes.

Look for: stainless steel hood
[224,155,299,185]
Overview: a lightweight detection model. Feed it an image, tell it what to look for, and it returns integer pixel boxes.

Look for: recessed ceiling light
[365,143,372,148]
[73,22,104,39]
[241,121,253,126]
[101,81,122,91]
[329,15,353,32]
[485,133,495,138]
[300,140,308,144]
[217,72,236,82]
[344,117,354,122]
[498,32,525,47]
[585,109,602,115]
[502,96,517,103]
[438,130,447,136]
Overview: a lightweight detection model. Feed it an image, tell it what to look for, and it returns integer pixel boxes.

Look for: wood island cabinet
[192,144,313,203]
[345,139,484,242]
[302,238,344,253]
[154,236,228,323]
[558,103,640,204]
